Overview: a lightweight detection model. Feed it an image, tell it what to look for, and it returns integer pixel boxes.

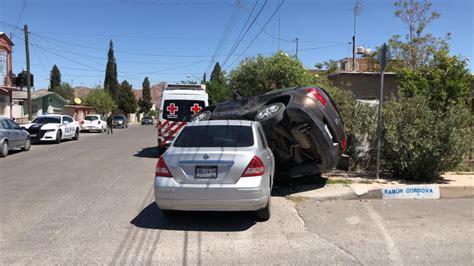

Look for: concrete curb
[287,184,474,202]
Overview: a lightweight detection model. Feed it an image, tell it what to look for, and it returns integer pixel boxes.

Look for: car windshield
[85,116,99,121]
[113,115,124,119]
[32,116,61,124]
[173,125,254,147]
[143,116,152,119]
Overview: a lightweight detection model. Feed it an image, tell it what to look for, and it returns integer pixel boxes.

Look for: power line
[12,0,27,37]
[221,0,267,68]
[224,0,285,70]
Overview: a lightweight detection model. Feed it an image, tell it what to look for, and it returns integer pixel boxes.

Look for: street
[0,125,473,265]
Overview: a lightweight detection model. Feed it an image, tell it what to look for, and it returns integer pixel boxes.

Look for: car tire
[73,128,80,140]
[22,138,31,151]
[192,110,212,122]
[0,141,8,157]
[256,197,271,221]
[255,102,286,127]
[55,130,62,144]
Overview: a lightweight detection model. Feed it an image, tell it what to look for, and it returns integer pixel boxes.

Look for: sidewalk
[285,171,474,201]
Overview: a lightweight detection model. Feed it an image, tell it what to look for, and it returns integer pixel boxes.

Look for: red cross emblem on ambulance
[167,103,178,115]
[190,103,202,114]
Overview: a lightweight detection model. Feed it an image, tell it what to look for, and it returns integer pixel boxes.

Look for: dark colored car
[192,86,346,178]
[112,115,128,128]
[141,116,154,125]
[0,118,31,157]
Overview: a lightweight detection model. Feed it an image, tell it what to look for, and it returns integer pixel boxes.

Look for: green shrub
[383,96,471,181]
[324,85,378,171]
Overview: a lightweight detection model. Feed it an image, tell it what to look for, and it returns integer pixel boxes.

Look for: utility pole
[203,73,206,83]
[295,37,299,59]
[376,43,390,179]
[24,24,32,121]
[352,0,361,71]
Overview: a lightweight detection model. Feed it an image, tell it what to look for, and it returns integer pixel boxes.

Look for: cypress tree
[104,40,119,102]
[49,65,61,91]
[207,62,231,104]
[139,77,153,114]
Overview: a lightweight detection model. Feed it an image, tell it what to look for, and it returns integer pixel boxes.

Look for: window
[84,115,99,121]
[162,100,205,122]
[63,116,74,123]
[174,125,254,148]
[0,50,6,86]
[32,116,61,124]
[257,126,268,149]
[8,120,21,130]
[1,119,12,129]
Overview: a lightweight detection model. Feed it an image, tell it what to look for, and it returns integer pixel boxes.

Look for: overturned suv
[192,86,347,178]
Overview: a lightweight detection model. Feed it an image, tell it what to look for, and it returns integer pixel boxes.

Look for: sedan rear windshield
[113,115,124,119]
[173,125,254,147]
[32,116,61,124]
[85,116,99,121]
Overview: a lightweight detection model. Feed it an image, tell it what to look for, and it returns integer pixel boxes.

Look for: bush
[324,85,378,171]
[383,96,471,181]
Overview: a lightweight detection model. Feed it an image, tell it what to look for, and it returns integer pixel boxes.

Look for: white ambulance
[157,83,208,152]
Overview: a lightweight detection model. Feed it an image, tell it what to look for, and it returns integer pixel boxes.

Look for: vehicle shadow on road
[272,175,327,197]
[134,147,159,159]
[131,202,256,232]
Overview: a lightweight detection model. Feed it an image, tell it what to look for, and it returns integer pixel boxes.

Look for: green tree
[389,0,450,70]
[85,87,115,115]
[397,51,472,109]
[138,77,153,114]
[118,80,137,114]
[229,52,310,96]
[104,40,119,102]
[207,62,231,104]
[54,82,75,102]
[49,65,61,92]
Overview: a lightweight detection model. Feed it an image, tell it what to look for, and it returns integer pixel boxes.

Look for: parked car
[80,114,106,132]
[154,120,275,221]
[192,86,347,178]
[0,118,31,157]
[141,116,154,125]
[112,114,128,128]
[23,115,80,144]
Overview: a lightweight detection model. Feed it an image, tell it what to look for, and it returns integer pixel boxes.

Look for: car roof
[189,120,255,127]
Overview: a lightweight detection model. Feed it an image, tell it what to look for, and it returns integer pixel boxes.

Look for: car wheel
[55,130,62,144]
[0,141,8,157]
[22,138,31,151]
[192,110,212,122]
[256,197,271,221]
[73,128,80,140]
[255,102,286,127]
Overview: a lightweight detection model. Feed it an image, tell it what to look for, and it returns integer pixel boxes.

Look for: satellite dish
[74,98,82,105]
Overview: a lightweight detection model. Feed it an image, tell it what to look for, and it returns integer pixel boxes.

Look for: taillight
[156,156,172,177]
[98,121,101,124]
[306,87,327,106]
[241,156,265,177]
[341,136,347,153]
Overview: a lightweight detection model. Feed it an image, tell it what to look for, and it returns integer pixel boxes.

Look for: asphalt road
[0,125,473,265]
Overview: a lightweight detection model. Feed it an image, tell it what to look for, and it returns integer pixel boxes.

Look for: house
[0,32,14,118]
[28,90,68,117]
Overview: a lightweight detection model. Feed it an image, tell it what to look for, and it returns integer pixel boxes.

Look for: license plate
[195,166,218,179]
[30,134,37,138]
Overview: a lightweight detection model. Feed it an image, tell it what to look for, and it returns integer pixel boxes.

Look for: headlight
[43,129,55,132]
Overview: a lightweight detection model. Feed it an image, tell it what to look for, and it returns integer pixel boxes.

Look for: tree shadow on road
[134,147,159,159]
[131,202,256,232]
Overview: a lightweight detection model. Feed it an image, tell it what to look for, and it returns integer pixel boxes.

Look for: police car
[23,114,80,144]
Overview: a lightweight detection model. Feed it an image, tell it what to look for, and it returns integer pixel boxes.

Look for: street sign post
[376,43,390,179]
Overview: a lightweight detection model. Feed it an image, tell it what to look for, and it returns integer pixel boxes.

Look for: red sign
[167,103,178,114]
[190,103,202,114]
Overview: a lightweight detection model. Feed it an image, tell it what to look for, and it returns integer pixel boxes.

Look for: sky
[0,0,472,90]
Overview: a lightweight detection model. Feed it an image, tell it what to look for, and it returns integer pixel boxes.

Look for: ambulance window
[163,100,205,122]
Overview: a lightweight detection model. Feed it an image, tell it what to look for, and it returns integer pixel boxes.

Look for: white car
[80,114,106,133]
[23,115,80,144]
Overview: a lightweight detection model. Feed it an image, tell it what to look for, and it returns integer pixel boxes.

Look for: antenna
[352,0,362,71]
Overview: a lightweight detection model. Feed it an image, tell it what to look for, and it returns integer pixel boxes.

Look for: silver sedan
[154,120,275,221]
